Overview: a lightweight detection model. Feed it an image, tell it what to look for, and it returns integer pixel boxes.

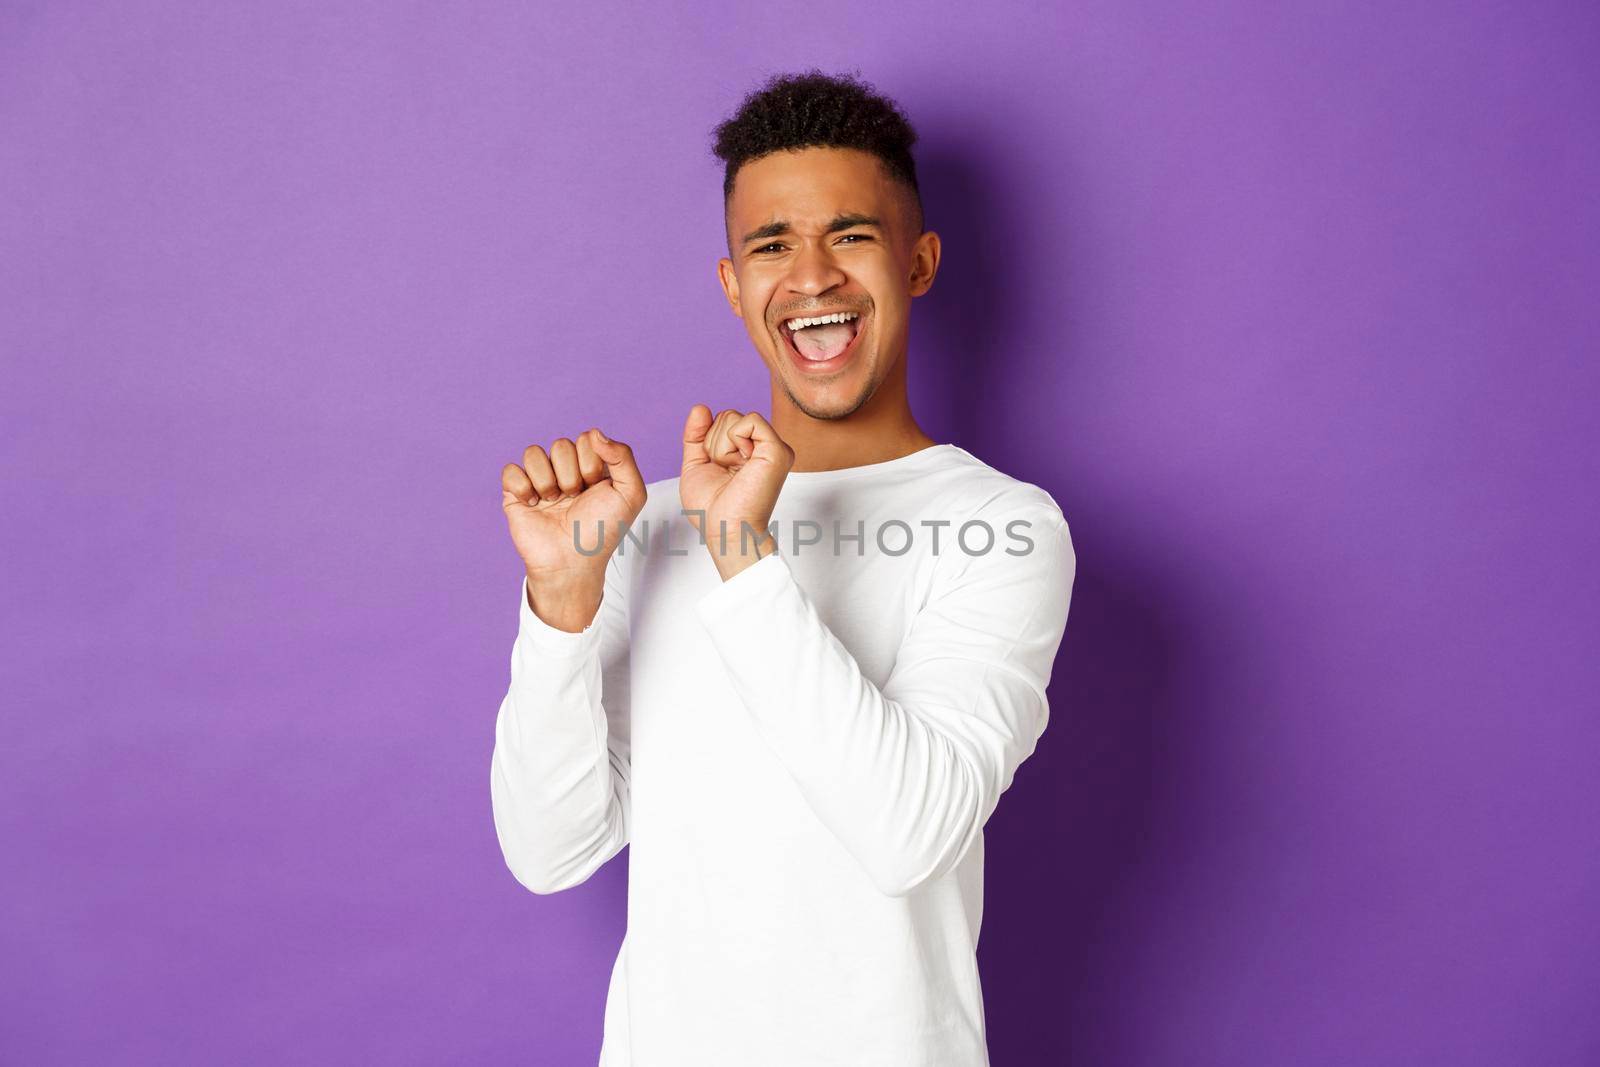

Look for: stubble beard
[779,363,878,421]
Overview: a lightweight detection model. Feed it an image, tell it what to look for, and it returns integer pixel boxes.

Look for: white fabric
[490,443,1077,1066]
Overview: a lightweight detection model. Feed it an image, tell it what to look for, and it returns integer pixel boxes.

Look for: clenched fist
[502,427,646,631]
[680,404,794,580]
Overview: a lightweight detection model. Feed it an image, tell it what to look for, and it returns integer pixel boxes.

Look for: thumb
[591,429,645,511]
[681,404,714,469]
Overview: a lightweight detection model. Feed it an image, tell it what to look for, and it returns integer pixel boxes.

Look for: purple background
[3,2,1596,1064]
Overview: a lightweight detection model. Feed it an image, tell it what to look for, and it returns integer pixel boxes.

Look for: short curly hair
[710,69,925,237]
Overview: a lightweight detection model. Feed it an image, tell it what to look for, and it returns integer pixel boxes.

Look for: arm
[490,548,632,894]
[694,497,1076,897]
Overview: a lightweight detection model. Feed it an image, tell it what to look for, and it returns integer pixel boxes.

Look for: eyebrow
[740,213,882,247]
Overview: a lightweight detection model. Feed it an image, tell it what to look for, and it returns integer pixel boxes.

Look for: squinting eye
[756,235,870,254]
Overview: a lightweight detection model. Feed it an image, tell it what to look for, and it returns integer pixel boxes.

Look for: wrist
[524,567,605,632]
[706,528,778,582]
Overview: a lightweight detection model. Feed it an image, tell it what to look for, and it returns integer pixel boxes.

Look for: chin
[785,376,877,421]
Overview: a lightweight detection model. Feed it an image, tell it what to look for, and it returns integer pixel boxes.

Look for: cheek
[743,283,779,331]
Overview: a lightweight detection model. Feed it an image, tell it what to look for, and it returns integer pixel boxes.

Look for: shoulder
[942,448,1074,585]
[912,452,1076,650]
[927,446,1070,540]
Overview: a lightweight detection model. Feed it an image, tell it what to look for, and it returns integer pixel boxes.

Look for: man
[491,69,1077,1066]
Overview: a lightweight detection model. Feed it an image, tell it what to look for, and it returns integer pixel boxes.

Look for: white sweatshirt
[489,443,1077,1066]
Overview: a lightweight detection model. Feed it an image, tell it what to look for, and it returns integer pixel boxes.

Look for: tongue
[793,322,855,361]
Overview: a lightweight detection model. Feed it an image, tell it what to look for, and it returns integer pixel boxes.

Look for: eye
[755,234,871,255]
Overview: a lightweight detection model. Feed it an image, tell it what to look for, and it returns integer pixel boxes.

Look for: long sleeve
[489,549,632,895]
[693,496,1076,898]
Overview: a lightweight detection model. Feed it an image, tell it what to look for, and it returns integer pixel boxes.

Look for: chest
[618,509,936,822]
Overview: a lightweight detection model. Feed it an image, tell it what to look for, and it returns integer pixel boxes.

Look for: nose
[783,237,848,299]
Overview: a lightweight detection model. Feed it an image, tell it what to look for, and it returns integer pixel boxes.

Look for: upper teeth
[786,311,860,332]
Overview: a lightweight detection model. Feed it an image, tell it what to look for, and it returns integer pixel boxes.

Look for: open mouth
[779,309,865,371]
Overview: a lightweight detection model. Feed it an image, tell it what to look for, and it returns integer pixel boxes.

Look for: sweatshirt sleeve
[693,495,1076,898]
[489,549,632,895]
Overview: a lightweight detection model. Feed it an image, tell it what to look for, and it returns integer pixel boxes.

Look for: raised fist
[680,404,793,554]
[502,428,646,629]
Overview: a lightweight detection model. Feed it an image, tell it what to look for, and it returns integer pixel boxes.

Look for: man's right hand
[501,427,647,633]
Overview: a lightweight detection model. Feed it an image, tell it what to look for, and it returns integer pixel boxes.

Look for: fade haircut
[710,69,925,242]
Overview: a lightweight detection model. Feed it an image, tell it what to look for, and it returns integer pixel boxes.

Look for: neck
[770,355,938,473]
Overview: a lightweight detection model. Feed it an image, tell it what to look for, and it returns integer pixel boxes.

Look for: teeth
[786,311,861,332]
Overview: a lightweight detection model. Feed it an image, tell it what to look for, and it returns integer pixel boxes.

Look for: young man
[491,70,1077,1066]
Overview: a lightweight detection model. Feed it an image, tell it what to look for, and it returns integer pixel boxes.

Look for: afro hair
[710,69,925,236]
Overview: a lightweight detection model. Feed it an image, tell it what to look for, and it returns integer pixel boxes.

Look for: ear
[716,257,742,317]
[908,229,941,298]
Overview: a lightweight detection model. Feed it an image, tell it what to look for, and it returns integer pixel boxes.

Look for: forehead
[727,146,895,229]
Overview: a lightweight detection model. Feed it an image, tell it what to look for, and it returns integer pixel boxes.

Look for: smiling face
[717,146,939,421]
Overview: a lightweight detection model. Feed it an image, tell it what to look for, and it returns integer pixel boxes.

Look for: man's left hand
[680,403,794,580]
